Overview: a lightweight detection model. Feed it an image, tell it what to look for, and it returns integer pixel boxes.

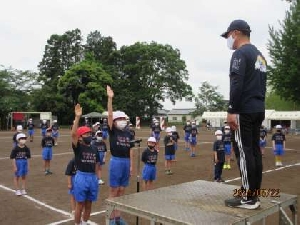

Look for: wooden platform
[105,180,297,225]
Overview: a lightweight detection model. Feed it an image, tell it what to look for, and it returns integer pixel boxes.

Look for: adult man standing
[221,20,267,209]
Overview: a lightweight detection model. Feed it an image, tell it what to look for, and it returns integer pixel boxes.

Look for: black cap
[221,19,251,38]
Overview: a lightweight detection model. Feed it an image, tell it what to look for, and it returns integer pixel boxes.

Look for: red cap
[77,126,91,136]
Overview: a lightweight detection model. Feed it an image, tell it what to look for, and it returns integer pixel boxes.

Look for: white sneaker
[98,179,105,185]
[21,189,27,195]
[15,190,22,196]
[278,161,283,166]
[275,162,279,167]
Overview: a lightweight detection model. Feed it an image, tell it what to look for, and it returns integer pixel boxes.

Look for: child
[260,125,267,157]
[51,120,59,146]
[91,130,107,185]
[183,121,192,151]
[272,125,285,166]
[151,120,162,152]
[171,125,180,151]
[189,122,198,157]
[12,125,23,148]
[27,118,35,142]
[164,127,175,175]
[65,157,77,216]
[101,118,109,141]
[222,125,232,169]
[72,104,100,225]
[107,85,134,225]
[41,128,55,175]
[40,120,48,137]
[10,133,31,196]
[213,130,225,182]
[141,137,158,190]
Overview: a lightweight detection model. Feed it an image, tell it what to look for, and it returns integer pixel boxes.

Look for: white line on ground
[0,151,73,160]
[225,162,300,183]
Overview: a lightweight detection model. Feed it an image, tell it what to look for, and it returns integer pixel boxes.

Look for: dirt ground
[0,127,299,225]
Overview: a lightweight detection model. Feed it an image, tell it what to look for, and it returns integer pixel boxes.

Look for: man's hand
[107,85,114,98]
[227,113,238,130]
[75,104,82,117]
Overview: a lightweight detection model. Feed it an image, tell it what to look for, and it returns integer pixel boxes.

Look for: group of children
[212,123,287,183]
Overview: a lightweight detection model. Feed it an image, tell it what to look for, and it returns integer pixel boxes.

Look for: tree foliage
[112,42,193,118]
[265,90,300,110]
[194,81,226,116]
[58,57,112,112]
[267,0,300,104]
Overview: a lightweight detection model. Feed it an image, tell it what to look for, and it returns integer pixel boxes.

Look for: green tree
[58,57,112,113]
[267,0,300,104]
[194,81,226,116]
[265,91,300,110]
[113,42,193,118]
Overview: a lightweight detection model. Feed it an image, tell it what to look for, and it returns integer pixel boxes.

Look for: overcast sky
[0,0,290,110]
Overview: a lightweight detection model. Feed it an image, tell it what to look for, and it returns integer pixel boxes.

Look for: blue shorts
[274,144,284,156]
[184,133,191,142]
[74,171,98,202]
[189,137,197,146]
[165,154,175,160]
[15,159,28,177]
[142,164,156,181]
[152,132,160,142]
[102,130,109,139]
[260,140,266,148]
[28,130,34,136]
[41,129,47,137]
[68,175,75,195]
[42,147,52,160]
[225,144,231,155]
[109,156,130,188]
[52,130,59,138]
[98,151,105,165]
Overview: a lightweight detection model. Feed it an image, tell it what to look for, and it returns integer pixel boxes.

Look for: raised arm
[71,104,82,147]
[107,85,114,130]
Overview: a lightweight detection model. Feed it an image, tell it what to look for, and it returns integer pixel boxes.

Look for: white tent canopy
[267,111,300,120]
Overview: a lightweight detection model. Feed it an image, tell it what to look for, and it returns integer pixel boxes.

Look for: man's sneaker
[225,197,260,209]
[217,179,225,183]
[15,190,22,196]
[21,189,27,195]
[98,179,105,185]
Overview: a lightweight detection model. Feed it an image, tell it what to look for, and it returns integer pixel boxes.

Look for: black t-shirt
[65,159,77,176]
[141,148,158,165]
[183,125,192,133]
[222,133,231,145]
[91,141,107,152]
[41,123,48,129]
[109,126,133,158]
[228,44,267,114]
[172,131,180,142]
[51,124,59,131]
[72,142,100,173]
[164,135,175,155]
[10,145,31,160]
[42,136,55,147]
[213,140,225,162]
[191,127,198,137]
[272,132,285,145]
[27,123,34,130]
[152,125,161,133]
[260,129,267,139]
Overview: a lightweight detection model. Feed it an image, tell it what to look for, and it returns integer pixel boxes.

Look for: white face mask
[227,35,235,50]
[116,120,127,130]
[96,137,103,141]
[19,139,26,145]
[216,136,222,141]
[225,130,230,134]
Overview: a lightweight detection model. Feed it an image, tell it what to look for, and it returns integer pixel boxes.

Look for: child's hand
[75,104,82,117]
[107,85,114,98]
[14,166,17,173]
[68,184,72,189]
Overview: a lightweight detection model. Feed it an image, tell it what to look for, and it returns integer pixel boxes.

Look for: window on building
[172,117,177,121]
